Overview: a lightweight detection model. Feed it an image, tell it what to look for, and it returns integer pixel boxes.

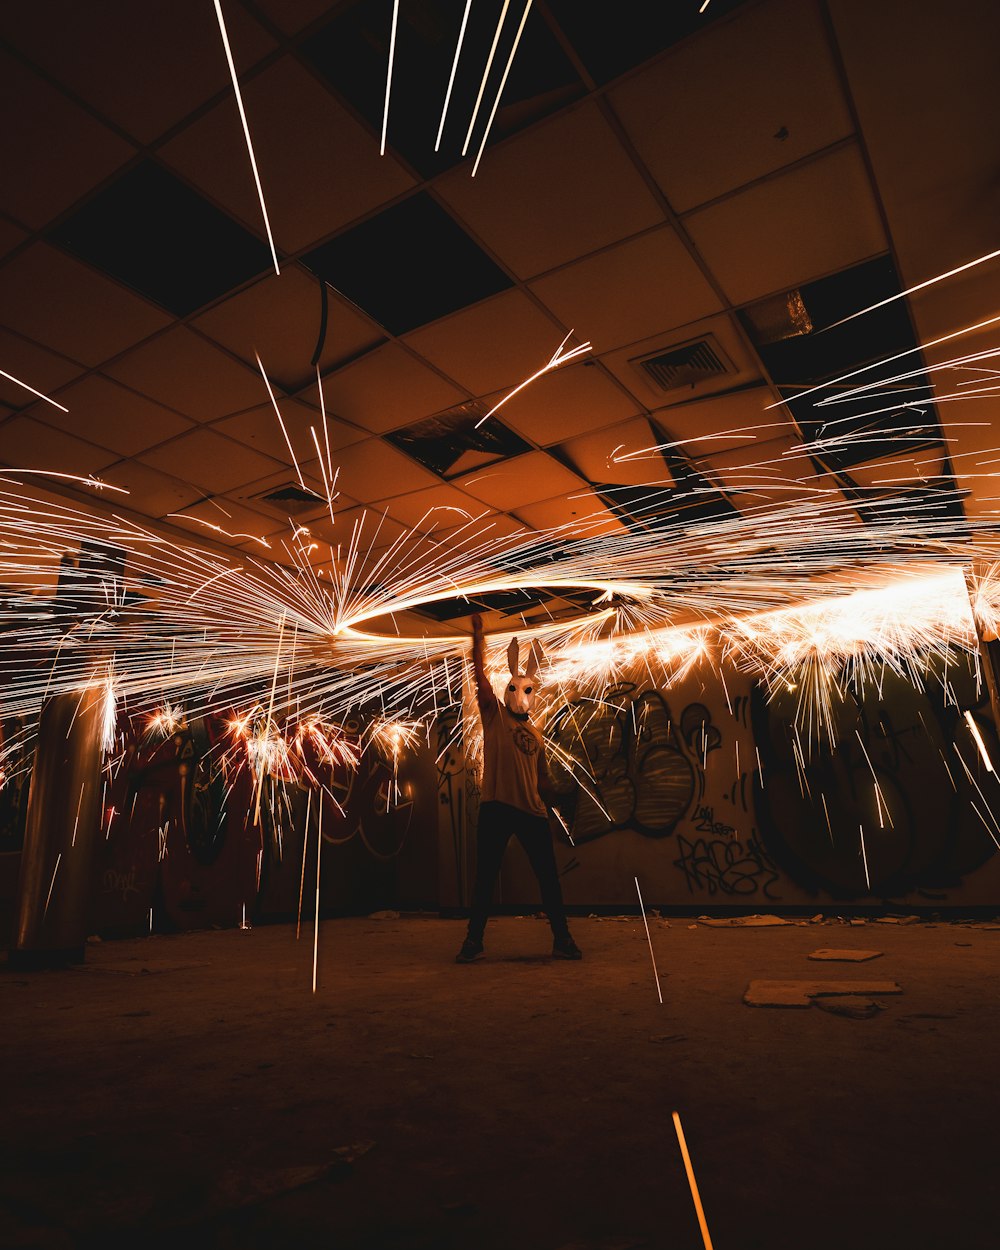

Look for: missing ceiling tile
[385,402,531,478]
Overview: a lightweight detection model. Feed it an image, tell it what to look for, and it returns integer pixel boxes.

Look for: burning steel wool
[3,290,1000,818]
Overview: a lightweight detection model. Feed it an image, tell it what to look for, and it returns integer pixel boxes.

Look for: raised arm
[470,614,496,716]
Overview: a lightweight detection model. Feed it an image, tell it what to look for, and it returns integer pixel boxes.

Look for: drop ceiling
[0,0,997,610]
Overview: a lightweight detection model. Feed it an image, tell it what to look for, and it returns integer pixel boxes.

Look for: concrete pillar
[10,689,104,968]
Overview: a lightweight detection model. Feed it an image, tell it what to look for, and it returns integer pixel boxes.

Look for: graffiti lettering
[673,833,780,899]
[103,866,139,902]
[693,804,736,838]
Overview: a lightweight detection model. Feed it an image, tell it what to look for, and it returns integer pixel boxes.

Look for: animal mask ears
[524,639,543,678]
[507,637,520,677]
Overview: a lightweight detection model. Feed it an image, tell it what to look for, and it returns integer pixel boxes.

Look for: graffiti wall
[473,655,1000,909]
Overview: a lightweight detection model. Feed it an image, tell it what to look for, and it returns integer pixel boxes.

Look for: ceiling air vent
[630,335,734,394]
[254,483,325,516]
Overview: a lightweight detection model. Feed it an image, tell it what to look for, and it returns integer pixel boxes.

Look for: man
[456,612,582,963]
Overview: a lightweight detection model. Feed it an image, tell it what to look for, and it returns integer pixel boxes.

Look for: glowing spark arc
[380,0,401,156]
[672,1111,715,1250]
[474,331,591,427]
[0,368,69,411]
[212,0,280,276]
[471,0,533,178]
[825,247,1000,331]
[435,0,473,150]
[963,710,994,772]
[462,0,510,156]
[43,853,61,919]
[634,875,663,1004]
[255,352,307,490]
[312,799,322,993]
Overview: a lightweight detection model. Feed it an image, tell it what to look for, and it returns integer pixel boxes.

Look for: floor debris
[743,979,902,1008]
[808,949,883,962]
[812,996,885,1019]
[697,914,789,927]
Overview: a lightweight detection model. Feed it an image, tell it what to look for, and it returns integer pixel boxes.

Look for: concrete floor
[3,915,999,1249]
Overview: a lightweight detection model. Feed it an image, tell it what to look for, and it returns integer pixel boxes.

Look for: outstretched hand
[471,612,484,638]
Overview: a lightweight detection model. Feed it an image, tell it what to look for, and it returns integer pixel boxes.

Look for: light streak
[0,368,69,411]
[462,0,510,156]
[380,0,401,156]
[312,798,322,993]
[471,0,533,178]
[825,247,1000,331]
[859,823,871,891]
[212,0,280,276]
[255,352,308,490]
[297,788,311,940]
[765,312,1000,411]
[167,513,271,550]
[963,709,994,772]
[634,874,663,1004]
[0,469,129,493]
[43,853,61,918]
[474,331,592,427]
[435,0,473,150]
[672,1111,715,1250]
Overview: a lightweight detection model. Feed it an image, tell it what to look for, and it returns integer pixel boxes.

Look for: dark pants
[466,800,571,942]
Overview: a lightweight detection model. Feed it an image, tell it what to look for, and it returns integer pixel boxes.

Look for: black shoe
[552,936,583,960]
[455,938,484,963]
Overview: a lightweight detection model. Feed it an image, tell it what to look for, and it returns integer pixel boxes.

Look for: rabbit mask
[504,637,543,716]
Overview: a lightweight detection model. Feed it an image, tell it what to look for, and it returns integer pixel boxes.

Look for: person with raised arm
[455,613,582,963]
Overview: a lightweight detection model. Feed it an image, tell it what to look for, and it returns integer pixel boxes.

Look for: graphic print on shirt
[512,725,539,757]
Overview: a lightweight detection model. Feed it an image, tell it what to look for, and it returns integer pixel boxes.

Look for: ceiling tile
[0,330,86,409]
[327,437,441,498]
[0,415,117,478]
[694,432,841,511]
[0,51,134,230]
[214,400,366,467]
[454,450,587,510]
[829,0,1000,297]
[0,218,28,262]
[96,459,202,518]
[610,0,853,213]
[230,465,347,529]
[106,327,264,421]
[27,373,193,457]
[366,483,487,533]
[557,418,666,488]
[647,386,784,451]
[306,503,411,558]
[436,102,664,279]
[494,362,642,447]
[51,160,273,318]
[403,290,570,396]
[529,227,723,352]
[301,192,513,336]
[683,145,887,305]
[513,490,629,539]
[2,0,275,145]
[0,243,171,367]
[139,428,280,494]
[163,495,281,552]
[546,0,750,86]
[319,343,466,434]
[160,55,415,252]
[598,313,762,410]
[251,0,333,35]
[194,266,384,391]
